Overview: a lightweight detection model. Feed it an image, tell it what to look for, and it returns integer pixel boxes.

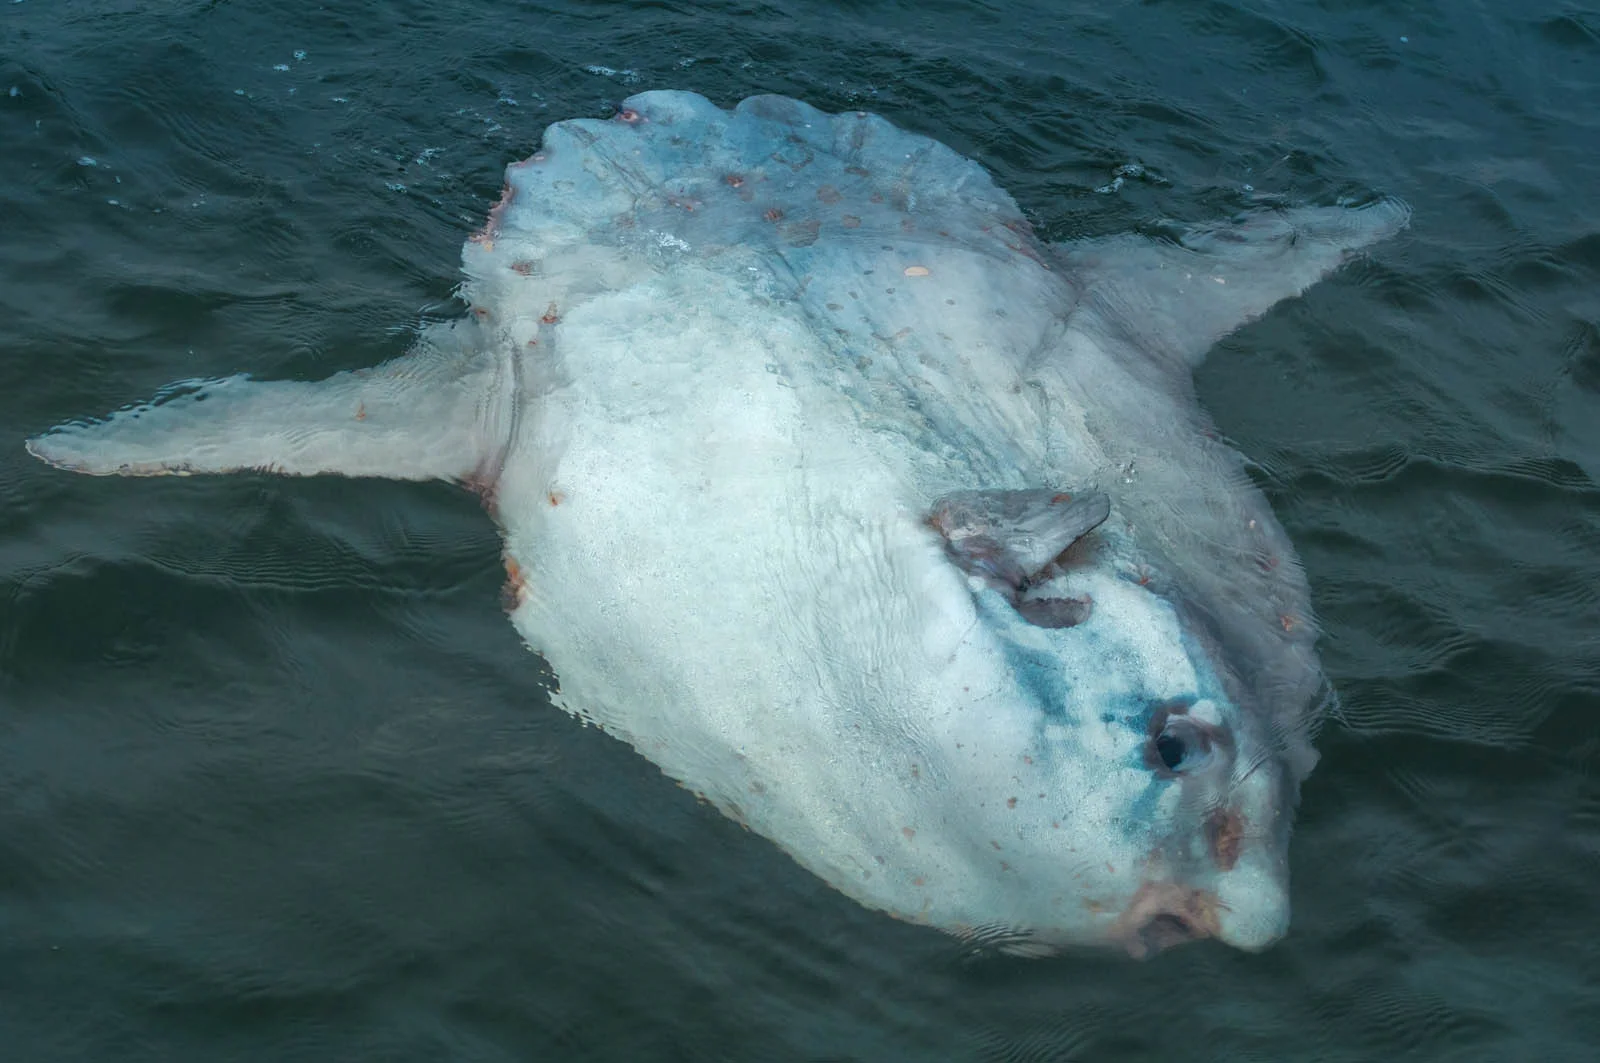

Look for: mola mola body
[28,91,1407,955]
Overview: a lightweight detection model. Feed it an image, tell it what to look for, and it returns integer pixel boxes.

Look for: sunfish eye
[1155,730,1188,771]
[1147,713,1218,775]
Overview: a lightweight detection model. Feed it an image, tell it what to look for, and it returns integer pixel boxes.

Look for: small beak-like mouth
[1114,881,1225,959]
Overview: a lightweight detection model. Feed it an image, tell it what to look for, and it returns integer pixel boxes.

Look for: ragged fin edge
[1055,198,1411,369]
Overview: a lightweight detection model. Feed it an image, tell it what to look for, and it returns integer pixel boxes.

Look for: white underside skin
[27,92,1408,953]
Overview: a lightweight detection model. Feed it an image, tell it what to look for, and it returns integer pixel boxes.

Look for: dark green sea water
[3,2,1598,1059]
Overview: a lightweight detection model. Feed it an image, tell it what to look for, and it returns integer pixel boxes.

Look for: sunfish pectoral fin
[1055,198,1410,368]
[26,322,515,484]
[931,488,1111,594]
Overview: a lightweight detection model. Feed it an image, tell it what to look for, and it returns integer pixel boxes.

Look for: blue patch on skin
[973,589,1076,722]
[1126,776,1168,836]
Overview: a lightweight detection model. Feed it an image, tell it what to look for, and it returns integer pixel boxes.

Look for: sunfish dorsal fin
[1056,199,1409,368]
[26,323,514,484]
[931,488,1110,624]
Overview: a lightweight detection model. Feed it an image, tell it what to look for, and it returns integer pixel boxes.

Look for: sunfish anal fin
[26,322,515,487]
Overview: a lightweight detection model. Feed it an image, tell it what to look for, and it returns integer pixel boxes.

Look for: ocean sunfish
[27,91,1407,956]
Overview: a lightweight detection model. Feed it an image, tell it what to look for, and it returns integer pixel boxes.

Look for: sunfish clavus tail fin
[1058,198,1410,369]
[26,324,514,483]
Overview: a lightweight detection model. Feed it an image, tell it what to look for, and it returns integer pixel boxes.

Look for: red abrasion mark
[816,184,841,204]
[1050,492,1073,503]
[901,826,916,840]
[510,261,535,276]
[547,490,564,507]
[501,554,527,612]
[541,302,560,324]
[481,181,516,239]
[354,402,366,422]
[526,338,539,348]
[1207,808,1244,872]
[1006,797,1018,809]
[764,207,784,223]
[723,173,745,187]
[617,108,641,123]
[460,470,499,514]
[473,306,490,320]
[1280,614,1299,632]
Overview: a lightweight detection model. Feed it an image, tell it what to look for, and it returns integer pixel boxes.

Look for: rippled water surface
[3,1,1598,1059]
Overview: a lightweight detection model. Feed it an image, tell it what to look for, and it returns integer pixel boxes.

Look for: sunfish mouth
[1114,881,1226,959]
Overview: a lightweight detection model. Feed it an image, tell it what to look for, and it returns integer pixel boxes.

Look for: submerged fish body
[28,92,1407,955]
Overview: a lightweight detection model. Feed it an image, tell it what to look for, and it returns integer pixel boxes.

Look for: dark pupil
[1155,731,1187,771]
